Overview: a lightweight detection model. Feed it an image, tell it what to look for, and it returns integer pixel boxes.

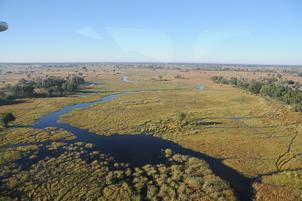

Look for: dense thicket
[0,76,85,102]
[1,145,235,201]
[211,76,302,112]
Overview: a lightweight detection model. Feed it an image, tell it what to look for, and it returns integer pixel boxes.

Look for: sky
[0,0,301,65]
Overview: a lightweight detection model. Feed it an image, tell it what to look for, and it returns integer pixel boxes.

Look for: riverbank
[1,67,302,200]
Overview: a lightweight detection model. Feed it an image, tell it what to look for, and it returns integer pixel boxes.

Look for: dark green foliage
[293,104,302,112]
[247,80,263,94]
[236,79,249,89]
[9,79,35,98]
[46,85,64,97]
[229,77,238,86]
[1,76,85,101]
[211,76,229,84]
[211,76,302,112]
[178,112,186,121]
[1,112,16,128]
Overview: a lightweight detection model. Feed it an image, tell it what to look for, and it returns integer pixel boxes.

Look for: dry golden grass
[1,66,302,200]
[253,182,299,201]
[62,74,302,175]
[0,92,110,127]
[59,68,302,200]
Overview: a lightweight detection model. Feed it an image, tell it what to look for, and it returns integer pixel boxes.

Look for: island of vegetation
[0,75,85,105]
[211,75,302,111]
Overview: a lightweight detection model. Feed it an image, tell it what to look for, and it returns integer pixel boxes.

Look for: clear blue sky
[0,0,301,64]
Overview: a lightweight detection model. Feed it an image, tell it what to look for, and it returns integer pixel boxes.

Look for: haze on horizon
[0,0,301,65]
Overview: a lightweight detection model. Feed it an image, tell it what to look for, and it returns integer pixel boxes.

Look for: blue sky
[0,0,301,64]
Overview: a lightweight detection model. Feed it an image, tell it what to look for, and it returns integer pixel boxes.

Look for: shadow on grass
[77,90,100,94]
[0,99,28,106]
[196,120,222,126]
[0,180,32,200]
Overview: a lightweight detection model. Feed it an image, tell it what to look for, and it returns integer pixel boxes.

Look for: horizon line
[0,61,302,67]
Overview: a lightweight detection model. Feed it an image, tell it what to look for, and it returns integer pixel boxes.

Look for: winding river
[31,91,255,201]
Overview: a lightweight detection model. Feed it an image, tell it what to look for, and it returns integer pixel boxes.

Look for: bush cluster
[1,143,235,201]
[212,76,302,112]
[0,75,85,102]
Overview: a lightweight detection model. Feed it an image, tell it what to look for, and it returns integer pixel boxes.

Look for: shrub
[293,104,302,112]
[212,75,302,112]
[184,176,203,189]
[3,75,85,100]
[147,185,159,200]
[164,149,173,158]
[1,112,16,128]
[247,80,263,94]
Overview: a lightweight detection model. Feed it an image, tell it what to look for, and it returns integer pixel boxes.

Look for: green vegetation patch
[211,75,302,112]
[0,127,75,146]
[0,142,236,201]
[0,128,76,179]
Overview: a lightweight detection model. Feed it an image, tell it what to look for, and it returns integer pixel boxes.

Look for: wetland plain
[1,64,302,201]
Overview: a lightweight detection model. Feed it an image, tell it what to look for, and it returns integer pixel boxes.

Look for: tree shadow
[77,90,100,94]
[195,119,222,126]
[0,99,28,106]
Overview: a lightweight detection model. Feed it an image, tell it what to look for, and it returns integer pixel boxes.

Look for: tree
[46,86,63,97]
[4,76,85,99]
[247,80,262,94]
[10,82,34,98]
[1,112,16,128]
[229,77,238,86]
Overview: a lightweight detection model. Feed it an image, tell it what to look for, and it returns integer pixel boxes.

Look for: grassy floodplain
[1,65,302,200]
[61,67,302,200]
[0,66,236,200]
[2,143,236,201]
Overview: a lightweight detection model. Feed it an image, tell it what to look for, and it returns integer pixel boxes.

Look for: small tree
[1,112,16,128]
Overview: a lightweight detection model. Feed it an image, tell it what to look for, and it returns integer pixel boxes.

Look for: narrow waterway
[123,76,132,82]
[31,91,255,201]
[196,84,205,91]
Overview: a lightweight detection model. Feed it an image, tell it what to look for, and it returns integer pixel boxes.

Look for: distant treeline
[211,76,302,112]
[0,75,85,104]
